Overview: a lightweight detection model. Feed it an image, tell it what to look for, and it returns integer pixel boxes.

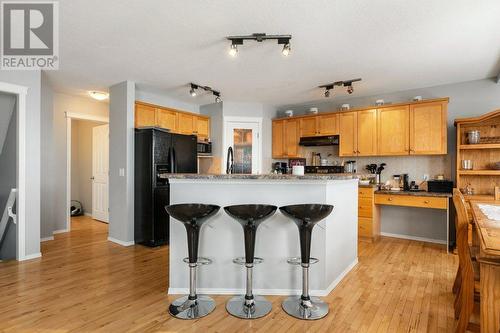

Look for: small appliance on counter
[344,160,356,173]
[427,179,453,193]
[197,140,212,156]
[273,162,288,174]
[305,165,345,174]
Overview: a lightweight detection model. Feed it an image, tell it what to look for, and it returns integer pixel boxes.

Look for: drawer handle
[387,198,393,201]
[424,200,429,204]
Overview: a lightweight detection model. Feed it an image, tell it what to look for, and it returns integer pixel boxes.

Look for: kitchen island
[165,174,360,296]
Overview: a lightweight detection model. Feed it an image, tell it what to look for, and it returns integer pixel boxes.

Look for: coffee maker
[401,173,410,191]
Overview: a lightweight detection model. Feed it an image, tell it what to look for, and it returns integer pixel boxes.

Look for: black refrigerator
[134,128,197,247]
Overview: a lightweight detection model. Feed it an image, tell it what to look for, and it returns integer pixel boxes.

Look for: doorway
[223,117,262,174]
[66,113,109,230]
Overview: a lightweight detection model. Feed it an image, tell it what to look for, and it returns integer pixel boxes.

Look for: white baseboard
[168,258,359,297]
[107,237,135,247]
[53,228,69,234]
[380,232,446,245]
[40,236,54,242]
[19,252,42,261]
[84,212,92,217]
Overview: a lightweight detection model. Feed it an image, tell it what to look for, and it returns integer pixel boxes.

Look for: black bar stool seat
[165,203,220,320]
[279,204,333,320]
[224,204,277,319]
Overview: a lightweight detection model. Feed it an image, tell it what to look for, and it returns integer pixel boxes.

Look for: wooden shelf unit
[455,109,500,197]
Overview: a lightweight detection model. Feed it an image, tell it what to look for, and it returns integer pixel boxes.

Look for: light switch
[119,168,125,177]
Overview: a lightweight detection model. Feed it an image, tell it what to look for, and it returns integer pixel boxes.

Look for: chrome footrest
[182,257,213,265]
[232,257,264,265]
[286,257,319,265]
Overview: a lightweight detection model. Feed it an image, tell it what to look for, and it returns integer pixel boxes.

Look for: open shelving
[455,109,500,200]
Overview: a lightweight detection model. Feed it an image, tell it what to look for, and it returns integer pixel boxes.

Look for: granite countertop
[375,189,452,198]
[161,173,371,181]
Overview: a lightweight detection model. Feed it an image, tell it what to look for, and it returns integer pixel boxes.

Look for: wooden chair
[452,189,480,333]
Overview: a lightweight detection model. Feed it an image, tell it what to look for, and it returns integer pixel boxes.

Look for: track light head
[189,83,198,97]
[213,91,222,103]
[346,84,354,94]
[324,89,330,98]
[229,43,238,57]
[282,43,291,56]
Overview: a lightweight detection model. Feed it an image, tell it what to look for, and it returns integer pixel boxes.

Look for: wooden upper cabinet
[318,114,339,135]
[177,113,195,135]
[357,109,377,156]
[339,112,358,156]
[272,120,284,158]
[284,119,300,157]
[409,101,447,155]
[377,106,409,155]
[195,116,210,140]
[156,108,177,132]
[135,104,156,128]
[300,117,318,137]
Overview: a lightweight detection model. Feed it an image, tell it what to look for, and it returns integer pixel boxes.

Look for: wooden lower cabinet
[358,187,380,242]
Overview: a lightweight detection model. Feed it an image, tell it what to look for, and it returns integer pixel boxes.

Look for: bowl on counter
[359,179,371,186]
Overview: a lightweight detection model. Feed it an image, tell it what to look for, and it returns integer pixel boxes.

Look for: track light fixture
[226,33,292,57]
[318,78,362,98]
[188,83,222,103]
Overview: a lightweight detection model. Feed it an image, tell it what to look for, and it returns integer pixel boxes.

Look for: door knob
[90,176,95,180]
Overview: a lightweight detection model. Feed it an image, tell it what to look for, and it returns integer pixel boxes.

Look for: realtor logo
[1,1,59,70]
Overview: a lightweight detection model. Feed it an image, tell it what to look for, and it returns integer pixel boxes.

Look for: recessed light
[89,91,109,101]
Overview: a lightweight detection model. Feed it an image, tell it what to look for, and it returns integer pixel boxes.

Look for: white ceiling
[47,0,500,107]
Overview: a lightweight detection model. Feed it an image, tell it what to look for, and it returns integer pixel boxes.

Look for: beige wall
[71,120,103,215]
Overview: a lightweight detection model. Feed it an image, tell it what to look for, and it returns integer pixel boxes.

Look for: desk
[470,201,500,333]
[374,190,452,252]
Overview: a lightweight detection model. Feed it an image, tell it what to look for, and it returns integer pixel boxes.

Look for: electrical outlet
[423,174,429,181]
[119,168,125,177]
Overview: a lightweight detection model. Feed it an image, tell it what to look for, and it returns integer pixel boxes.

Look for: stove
[305,165,345,174]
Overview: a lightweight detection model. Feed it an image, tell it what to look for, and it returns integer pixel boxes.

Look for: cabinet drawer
[358,217,373,237]
[358,197,373,217]
[374,194,448,209]
[358,187,375,198]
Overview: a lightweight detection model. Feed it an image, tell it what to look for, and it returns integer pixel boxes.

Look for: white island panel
[167,177,358,296]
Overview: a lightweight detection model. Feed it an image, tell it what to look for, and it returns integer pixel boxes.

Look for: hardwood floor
[0,216,458,332]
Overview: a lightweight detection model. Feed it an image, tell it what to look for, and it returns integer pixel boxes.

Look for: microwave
[197,141,212,155]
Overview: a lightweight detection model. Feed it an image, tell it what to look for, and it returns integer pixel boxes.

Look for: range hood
[299,135,339,146]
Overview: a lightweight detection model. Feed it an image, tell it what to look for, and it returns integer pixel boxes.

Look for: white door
[92,124,109,222]
[224,119,261,174]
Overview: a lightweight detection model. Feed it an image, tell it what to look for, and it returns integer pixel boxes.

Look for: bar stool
[279,204,334,320]
[224,204,277,319]
[165,203,220,319]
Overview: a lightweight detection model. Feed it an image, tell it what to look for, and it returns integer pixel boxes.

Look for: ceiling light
[229,43,238,57]
[189,83,198,97]
[226,33,292,56]
[88,91,109,101]
[282,43,291,56]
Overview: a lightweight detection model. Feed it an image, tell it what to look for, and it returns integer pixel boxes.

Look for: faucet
[226,146,234,174]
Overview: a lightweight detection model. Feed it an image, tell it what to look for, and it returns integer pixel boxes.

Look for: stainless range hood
[299,135,339,146]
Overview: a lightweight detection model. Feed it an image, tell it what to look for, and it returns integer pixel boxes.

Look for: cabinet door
[272,120,284,158]
[339,112,358,156]
[156,108,178,132]
[377,106,409,155]
[300,117,318,137]
[284,119,300,157]
[177,113,195,135]
[409,102,447,155]
[135,104,156,128]
[357,109,378,156]
[318,114,339,135]
[194,116,210,140]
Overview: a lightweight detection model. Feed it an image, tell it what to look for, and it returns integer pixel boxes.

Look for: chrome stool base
[226,295,272,319]
[169,295,216,319]
[282,296,329,320]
